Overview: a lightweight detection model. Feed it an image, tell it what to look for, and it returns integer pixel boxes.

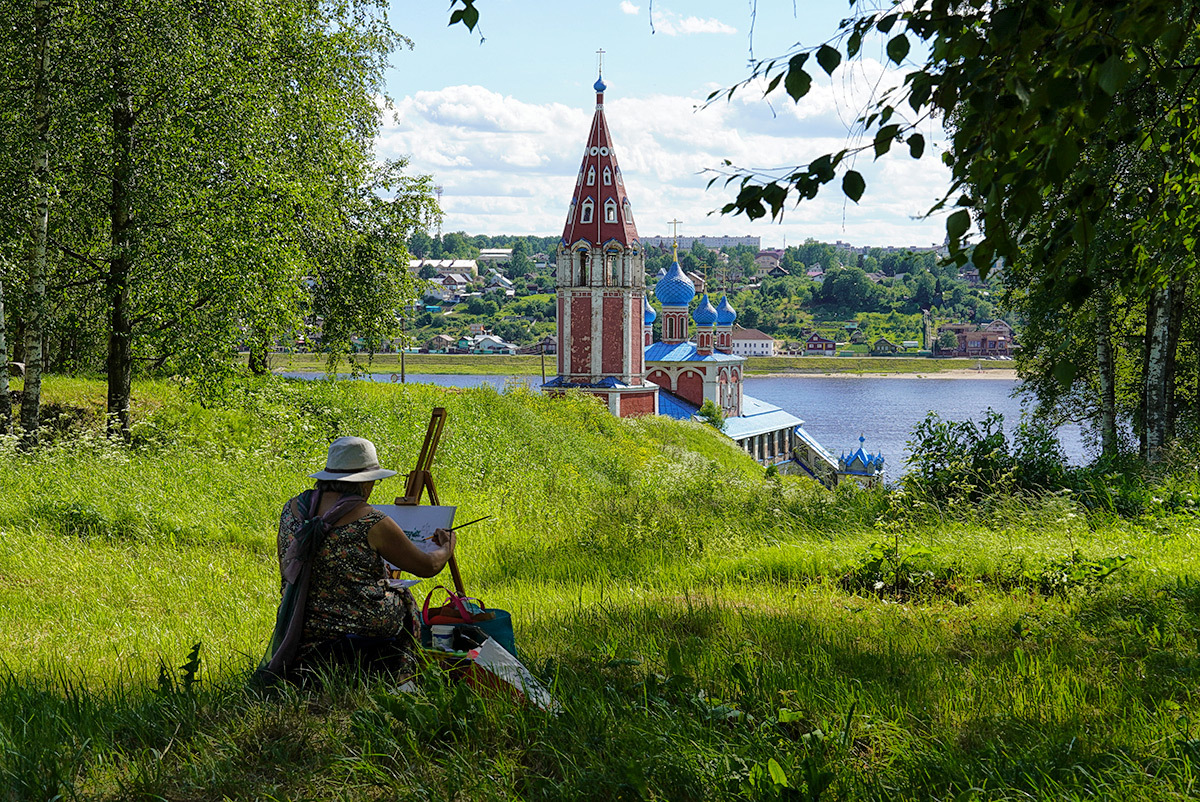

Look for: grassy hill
[2,376,1199,800]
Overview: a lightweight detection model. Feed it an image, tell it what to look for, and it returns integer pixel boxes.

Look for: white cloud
[378,76,951,247]
[651,8,736,36]
[619,1,640,15]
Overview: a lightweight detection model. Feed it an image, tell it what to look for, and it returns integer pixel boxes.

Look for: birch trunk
[106,30,135,441]
[19,0,52,448]
[1094,292,1117,457]
[1144,284,1171,464]
[1164,279,1185,444]
[0,277,9,435]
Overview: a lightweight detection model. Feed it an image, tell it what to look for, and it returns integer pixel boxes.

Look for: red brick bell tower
[543,70,658,417]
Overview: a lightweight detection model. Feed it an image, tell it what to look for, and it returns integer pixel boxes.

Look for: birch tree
[0,274,9,435]
[1,0,433,439]
[1094,291,1117,457]
[1143,286,1171,462]
[16,0,51,447]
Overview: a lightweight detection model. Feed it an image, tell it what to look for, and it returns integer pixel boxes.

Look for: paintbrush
[447,515,492,531]
[387,515,493,580]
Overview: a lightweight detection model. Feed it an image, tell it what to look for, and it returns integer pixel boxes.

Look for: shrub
[1011,415,1068,490]
[903,409,1012,501]
[697,400,725,431]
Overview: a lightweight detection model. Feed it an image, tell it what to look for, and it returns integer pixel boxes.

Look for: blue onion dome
[716,295,737,325]
[693,293,718,325]
[653,259,696,307]
[594,74,607,92]
[643,295,657,325]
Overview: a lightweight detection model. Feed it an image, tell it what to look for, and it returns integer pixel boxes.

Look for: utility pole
[400,317,406,383]
[434,185,444,239]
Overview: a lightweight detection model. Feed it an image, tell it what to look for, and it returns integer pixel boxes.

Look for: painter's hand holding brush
[431,528,456,550]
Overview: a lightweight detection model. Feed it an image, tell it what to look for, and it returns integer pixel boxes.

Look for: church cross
[596,48,606,74]
[667,218,683,260]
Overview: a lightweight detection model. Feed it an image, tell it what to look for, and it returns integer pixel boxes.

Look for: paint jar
[431,624,456,652]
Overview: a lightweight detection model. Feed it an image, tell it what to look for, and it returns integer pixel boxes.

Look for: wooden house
[872,337,900,355]
[804,333,837,355]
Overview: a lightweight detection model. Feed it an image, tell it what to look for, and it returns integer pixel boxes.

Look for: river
[282,371,1089,478]
[744,375,1087,477]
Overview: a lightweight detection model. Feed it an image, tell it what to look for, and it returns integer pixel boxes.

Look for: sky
[379,0,952,249]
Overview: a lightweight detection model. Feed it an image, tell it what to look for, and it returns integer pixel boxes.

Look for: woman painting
[265,435,455,681]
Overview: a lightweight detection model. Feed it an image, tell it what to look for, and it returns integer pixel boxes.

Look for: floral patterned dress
[276,496,420,667]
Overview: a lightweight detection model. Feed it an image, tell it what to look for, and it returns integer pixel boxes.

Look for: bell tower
[544,66,658,417]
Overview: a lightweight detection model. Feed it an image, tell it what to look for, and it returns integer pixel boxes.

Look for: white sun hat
[308,436,398,482]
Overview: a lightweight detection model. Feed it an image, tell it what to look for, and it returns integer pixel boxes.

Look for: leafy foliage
[698,398,726,431]
[703,1,1200,295]
[0,0,435,436]
[1035,551,1136,596]
[904,409,1013,501]
[902,408,1200,516]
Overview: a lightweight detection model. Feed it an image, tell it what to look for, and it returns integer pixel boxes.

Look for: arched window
[604,199,618,223]
[580,200,594,224]
[587,166,595,186]
[666,317,676,340]
[608,252,620,285]
[577,250,589,285]
[567,200,575,224]
[603,167,612,185]
[623,200,633,225]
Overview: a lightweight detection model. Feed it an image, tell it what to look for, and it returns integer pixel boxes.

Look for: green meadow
[268,352,549,376]
[2,376,1200,800]
[262,352,1003,377]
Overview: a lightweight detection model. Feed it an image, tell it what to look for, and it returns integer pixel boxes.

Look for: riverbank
[261,352,1017,378]
[744,355,1015,376]
[755,367,1019,380]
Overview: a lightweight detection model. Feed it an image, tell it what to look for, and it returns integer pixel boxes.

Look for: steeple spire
[562,63,638,249]
[548,69,656,418]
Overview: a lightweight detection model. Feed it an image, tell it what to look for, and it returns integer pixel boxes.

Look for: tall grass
[1,376,1199,800]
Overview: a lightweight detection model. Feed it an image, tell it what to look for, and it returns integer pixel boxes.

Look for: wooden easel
[395,407,466,596]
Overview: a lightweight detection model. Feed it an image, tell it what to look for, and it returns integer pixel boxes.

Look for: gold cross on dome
[668,218,683,243]
[596,48,606,74]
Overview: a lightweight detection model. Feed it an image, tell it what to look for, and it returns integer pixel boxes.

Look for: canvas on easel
[394,407,467,596]
[374,504,456,588]
[375,504,456,554]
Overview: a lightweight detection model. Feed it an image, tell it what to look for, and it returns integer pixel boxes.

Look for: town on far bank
[385,233,1016,362]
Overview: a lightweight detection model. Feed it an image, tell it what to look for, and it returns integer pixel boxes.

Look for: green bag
[421,586,517,657]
